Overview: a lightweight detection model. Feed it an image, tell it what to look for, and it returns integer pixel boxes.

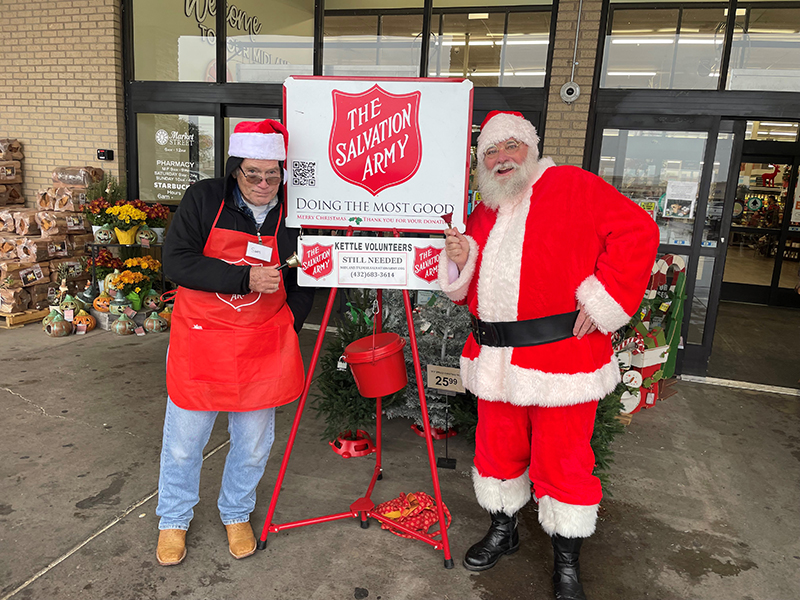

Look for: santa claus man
[439,111,659,599]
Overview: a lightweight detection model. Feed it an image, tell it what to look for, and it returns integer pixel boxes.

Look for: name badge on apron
[246,241,273,263]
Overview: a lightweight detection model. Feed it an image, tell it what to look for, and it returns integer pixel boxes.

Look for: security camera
[560,81,581,104]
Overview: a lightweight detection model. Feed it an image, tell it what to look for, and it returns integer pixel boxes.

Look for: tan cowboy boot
[225,522,257,559]
[156,529,187,566]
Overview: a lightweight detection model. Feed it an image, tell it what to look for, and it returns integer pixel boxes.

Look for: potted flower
[83,198,112,236]
[86,248,123,282]
[123,256,161,290]
[110,269,150,311]
[144,202,170,243]
[105,203,147,245]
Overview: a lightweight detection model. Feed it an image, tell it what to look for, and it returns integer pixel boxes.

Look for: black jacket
[163,157,315,332]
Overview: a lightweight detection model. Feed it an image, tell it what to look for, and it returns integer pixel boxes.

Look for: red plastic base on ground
[410,424,457,440]
[329,430,376,458]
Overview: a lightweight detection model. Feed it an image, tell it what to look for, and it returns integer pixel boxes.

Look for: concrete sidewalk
[1,312,798,600]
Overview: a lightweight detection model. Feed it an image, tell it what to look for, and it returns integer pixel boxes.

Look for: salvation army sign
[284,77,473,232]
[329,85,422,196]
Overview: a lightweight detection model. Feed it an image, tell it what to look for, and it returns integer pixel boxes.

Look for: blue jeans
[156,398,276,530]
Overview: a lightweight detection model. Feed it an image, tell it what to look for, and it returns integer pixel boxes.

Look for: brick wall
[0,0,125,206]
[542,0,603,166]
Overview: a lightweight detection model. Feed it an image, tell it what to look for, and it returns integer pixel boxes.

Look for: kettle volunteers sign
[284,77,473,232]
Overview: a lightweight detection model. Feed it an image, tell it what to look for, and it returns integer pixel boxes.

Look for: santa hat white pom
[477,111,540,161]
[228,119,288,161]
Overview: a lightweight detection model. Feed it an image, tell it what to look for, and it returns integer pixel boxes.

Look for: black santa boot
[551,534,587,600]
[463,511,520,571]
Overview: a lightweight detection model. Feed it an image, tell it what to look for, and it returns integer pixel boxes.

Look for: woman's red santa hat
[477,110,540,161]
[228,119,288,161]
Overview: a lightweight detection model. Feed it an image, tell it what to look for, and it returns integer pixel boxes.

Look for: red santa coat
[439,162,660,406]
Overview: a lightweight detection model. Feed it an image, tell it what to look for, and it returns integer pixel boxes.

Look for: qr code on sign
[292,160,316,187]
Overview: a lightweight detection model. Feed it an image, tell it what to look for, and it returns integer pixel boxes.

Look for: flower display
[105,204,147,231]
[144,202,170,228]
[124,256,161,280]
[87,248,123,281]
[83,198,112,226]
[111,270,149,296]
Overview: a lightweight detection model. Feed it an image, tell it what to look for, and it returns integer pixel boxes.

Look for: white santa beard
[477,153,538,209]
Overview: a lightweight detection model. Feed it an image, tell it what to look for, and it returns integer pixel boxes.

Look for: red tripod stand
[256,285,454,568]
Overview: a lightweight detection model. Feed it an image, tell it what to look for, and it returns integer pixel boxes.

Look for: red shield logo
[329,84,422,196]
[413,246,440,283]
[301,243,333,280]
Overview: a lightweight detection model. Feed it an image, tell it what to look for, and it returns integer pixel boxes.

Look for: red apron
[166,200,304,412]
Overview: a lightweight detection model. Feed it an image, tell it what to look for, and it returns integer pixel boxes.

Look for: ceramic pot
[142,289,163,312]
[114,226,140,245]
[159,304,173,325]
[136,225,158,246]
[93,290,112,312]
[59,294,83,314]
[111,312,136,335]
[72,309,96,332]
[94,223,116,244]
[151,227,166,243]
[144,311,169,333]
[126,290,143,312]
[104,269,121,295]
[45,313,73,337]
[109,289,133,316]
[76,280,99,305]
[41,308,61,331]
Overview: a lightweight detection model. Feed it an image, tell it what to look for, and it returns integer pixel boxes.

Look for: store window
[133,0,216,81]
[745,120,800,142]
[323,13,423,77]
[428,10,550,87]
[137,114,215,205]
[226,0,314,82]
[688,255,714,344]
[598,129,708,246]
[728,7,800,92]
[601,6,727,90]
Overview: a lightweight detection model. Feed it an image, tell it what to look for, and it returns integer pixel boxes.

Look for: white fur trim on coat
[576,274,631,335]
[461,354,620,407]
[537,495,598,538]
[472,467,531,516]
[437,235,479,303]
[228,132,286,161]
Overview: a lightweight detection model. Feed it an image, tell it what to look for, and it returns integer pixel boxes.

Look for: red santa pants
[474,398,602,508]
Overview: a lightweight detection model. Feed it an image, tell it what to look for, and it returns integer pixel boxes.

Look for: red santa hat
[228,119,288,161]
[477,111,540,161]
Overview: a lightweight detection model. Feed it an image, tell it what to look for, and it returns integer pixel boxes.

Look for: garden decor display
[94,223,116,244]
[136,224,158,246]
[41,308,60,331]
[105,204,147,244]
[59,294,83,313]
[111,312,137,336]
[142,289,163,312]
[93,290,112,312]
[45,312,72,337]
[144,311,169,333]
[72,309,96,332]
[109,289,133,316]
[158,303,173,324]
[103,269,121,294]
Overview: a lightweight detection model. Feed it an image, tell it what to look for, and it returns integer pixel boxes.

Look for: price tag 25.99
[426,364,465,394]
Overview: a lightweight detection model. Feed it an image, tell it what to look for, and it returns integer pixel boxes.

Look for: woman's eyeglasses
[239,167,281,186]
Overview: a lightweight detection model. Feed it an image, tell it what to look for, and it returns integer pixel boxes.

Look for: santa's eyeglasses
[484,139,523,158]
[239,166,282,186]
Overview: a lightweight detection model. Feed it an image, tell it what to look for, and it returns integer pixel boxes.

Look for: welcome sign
[283,77,473,232]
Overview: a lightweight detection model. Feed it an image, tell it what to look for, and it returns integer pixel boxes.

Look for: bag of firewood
[14,209,40,236]
[0,261,50,287]
[0,139,24,161]
[7,184,23,205]
[17,238,50,262]
[0,235,21,260]
[35,211,70,237]
[0,209,15,232]
[44,236,71,258]
[65,213,89,233]
[0,161,22,184]
[51,166,103,188]
[0,286,31,313]
[68,233,93,255]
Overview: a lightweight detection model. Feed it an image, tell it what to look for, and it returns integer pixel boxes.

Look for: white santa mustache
[493,160,518,174]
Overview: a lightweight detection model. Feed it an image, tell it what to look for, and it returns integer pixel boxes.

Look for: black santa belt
[470,311,579,347]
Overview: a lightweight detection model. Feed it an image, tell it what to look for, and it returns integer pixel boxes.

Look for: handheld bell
[276,252,301,271]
